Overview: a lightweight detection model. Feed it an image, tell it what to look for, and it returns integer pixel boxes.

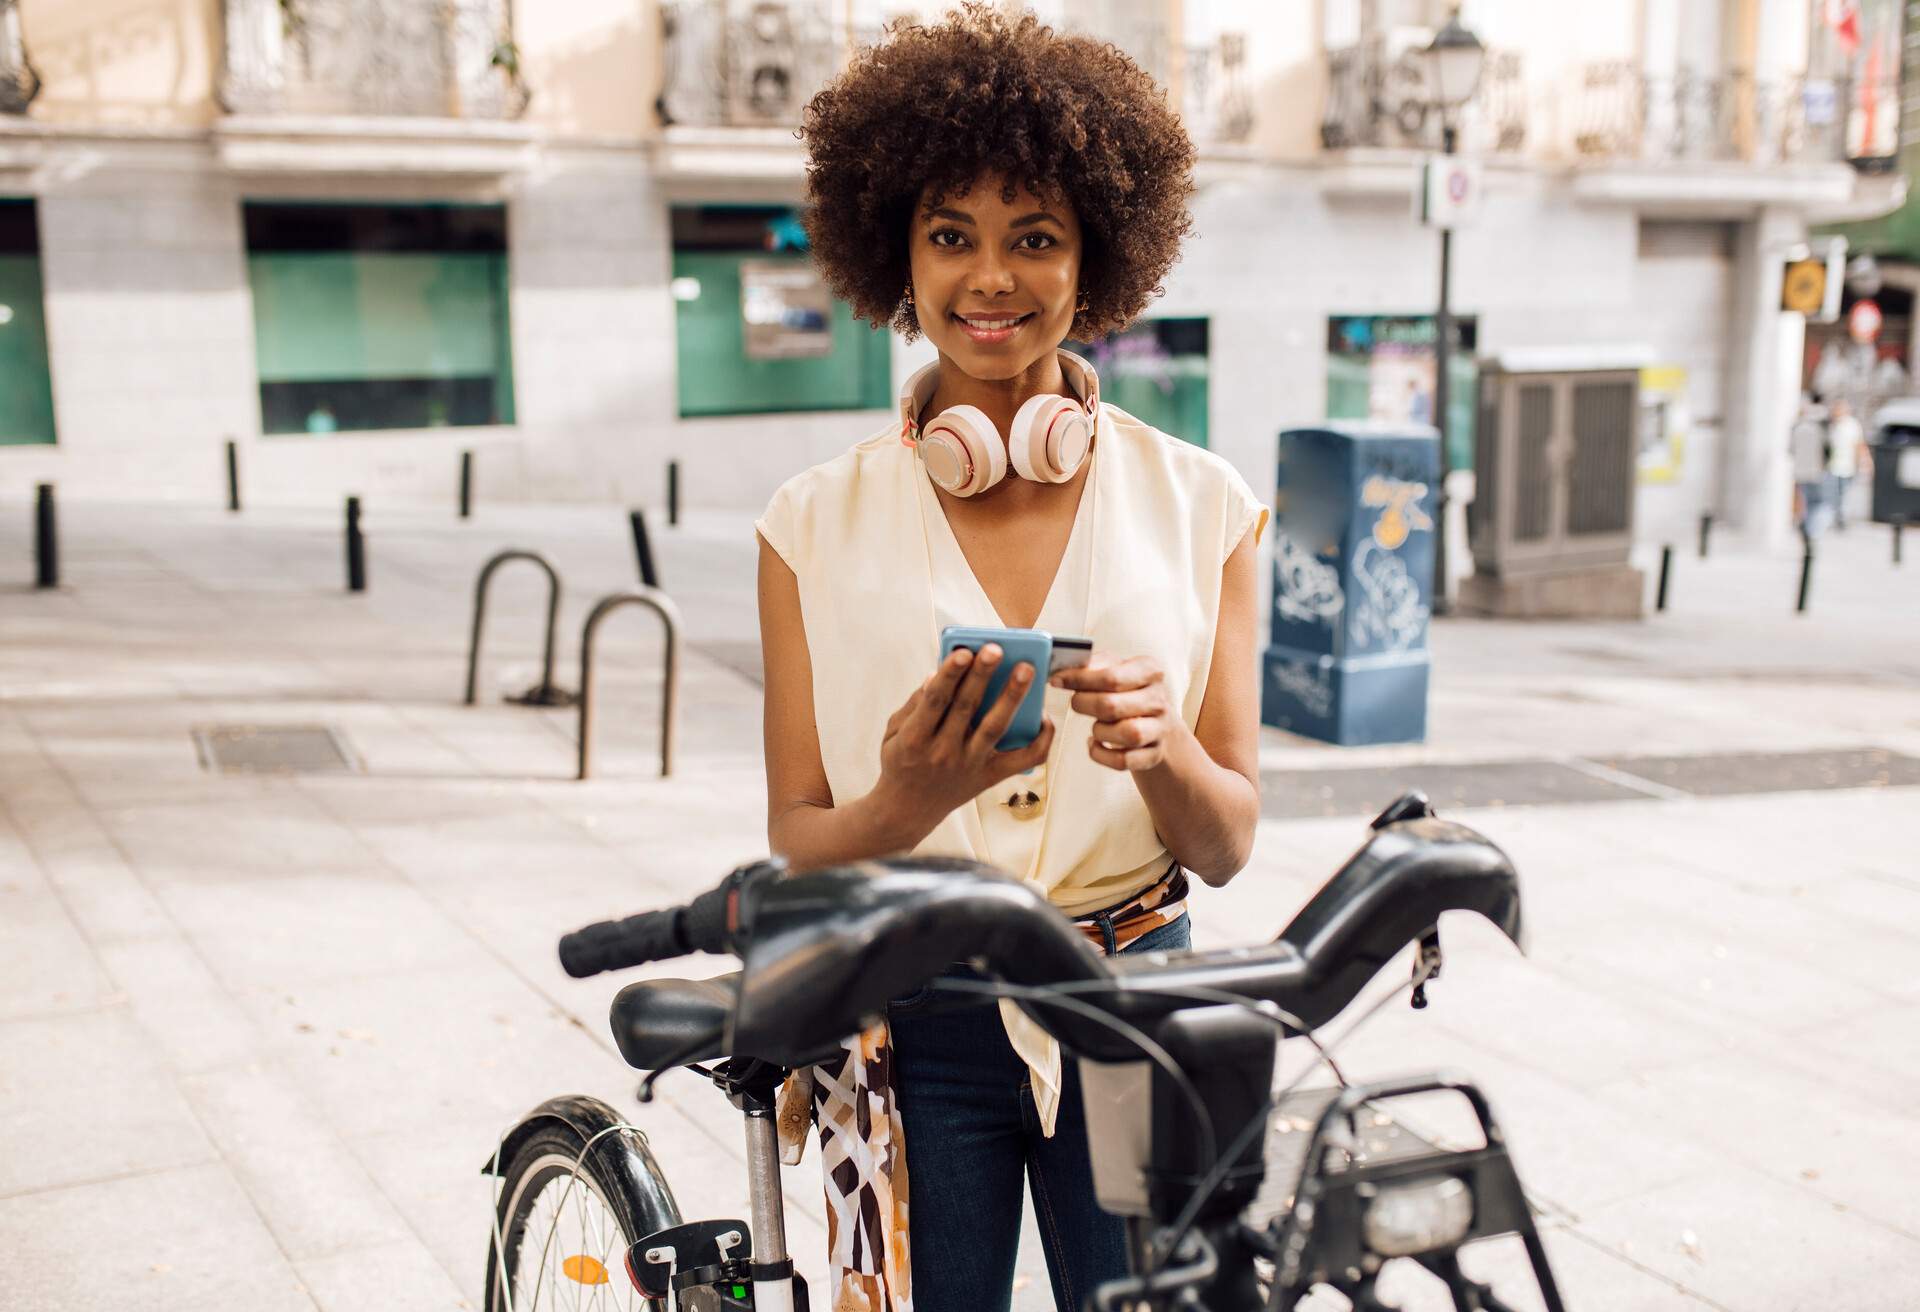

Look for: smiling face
[908,175,1084,383]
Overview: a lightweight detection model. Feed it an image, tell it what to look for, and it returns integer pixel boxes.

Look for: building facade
[0,0,1903,552]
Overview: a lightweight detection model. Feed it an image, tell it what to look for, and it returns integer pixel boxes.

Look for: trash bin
[1262,423,1438,745]
[1867,398,1920,525]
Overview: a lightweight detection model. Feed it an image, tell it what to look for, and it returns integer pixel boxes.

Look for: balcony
[1568,62,1905,217]
[1320,42,1527,156]
[653,1,1253,190]
[214,0,534,177]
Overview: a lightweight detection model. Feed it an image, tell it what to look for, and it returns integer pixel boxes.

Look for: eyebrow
[926,207,1065,230]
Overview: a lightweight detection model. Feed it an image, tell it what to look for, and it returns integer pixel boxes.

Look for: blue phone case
[938,625,1053,751]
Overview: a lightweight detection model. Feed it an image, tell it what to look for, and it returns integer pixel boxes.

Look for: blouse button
[1002,764,1047,820]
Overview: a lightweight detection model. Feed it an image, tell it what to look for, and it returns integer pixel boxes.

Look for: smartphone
[938,625,1052,751]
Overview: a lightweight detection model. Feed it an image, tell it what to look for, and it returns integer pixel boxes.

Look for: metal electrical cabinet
[1462,352,1647,618]
[1261,423,1438,746]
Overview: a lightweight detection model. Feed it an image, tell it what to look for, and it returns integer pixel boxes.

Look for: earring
[903,283,916,311]
[1075,293,1090,316]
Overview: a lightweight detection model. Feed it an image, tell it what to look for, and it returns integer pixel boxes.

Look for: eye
[929,227,968,249]
[1016,232,1058,251]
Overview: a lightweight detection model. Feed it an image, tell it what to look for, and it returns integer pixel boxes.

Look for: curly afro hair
[799,3,1196,342]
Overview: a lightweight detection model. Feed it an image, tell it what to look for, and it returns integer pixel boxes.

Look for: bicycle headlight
[1361,1175,1474,1257]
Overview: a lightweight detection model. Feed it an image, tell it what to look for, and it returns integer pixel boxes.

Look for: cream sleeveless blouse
[756,403,1266,1129]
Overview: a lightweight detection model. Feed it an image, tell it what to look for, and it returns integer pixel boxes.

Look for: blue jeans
[888,914,1193,1312]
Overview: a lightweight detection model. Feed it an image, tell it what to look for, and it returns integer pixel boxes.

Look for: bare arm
[759,535,927,868]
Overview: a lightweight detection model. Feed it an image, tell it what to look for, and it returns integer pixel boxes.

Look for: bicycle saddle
[611,974,738,1069]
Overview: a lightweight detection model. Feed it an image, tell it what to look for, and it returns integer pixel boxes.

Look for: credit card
[1048,635,1093,675]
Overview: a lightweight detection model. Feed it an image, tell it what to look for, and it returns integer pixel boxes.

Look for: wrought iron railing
[1571,63,1870,166]
[0,0,40,116]
[657,1,1253,145]
[1320,43,1526,154]
[219,0,529,119]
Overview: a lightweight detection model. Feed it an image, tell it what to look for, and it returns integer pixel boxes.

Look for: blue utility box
[1262,423,1439,745]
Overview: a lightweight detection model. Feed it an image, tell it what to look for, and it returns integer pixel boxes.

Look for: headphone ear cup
[1009,394,1092,484]
[921,404,1007,497]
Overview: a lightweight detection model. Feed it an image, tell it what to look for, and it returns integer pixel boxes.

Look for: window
[0,200,56,446]
[1066,318,1211,448]
[671,205,891,418]
[245,203,515,436]
[1326,315,1478,472]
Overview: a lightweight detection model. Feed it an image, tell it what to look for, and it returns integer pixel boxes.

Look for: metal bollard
[1697,513,1713,559]
[630,508,660,589]
[667,460,680,527]
[345,496,366,593]
[459,449,473,520]
[1656,544,1673,612]
[226,439,241,513]
[34,483,57,589]
[1894,515,1906,567]
[1796,529,1813,614]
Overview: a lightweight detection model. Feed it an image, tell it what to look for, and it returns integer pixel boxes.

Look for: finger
[938,643,1003,740]
[903,647,974,737]
[969,660,1035,752]
[1068,687,1163,725]
[1050,657,1162,693]
[1089,739,1164,772]
[999,715,1056,772]
[1090,717,1160,751]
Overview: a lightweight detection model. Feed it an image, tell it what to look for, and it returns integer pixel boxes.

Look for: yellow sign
[1781,258,1828,315]
[1637,366,1688,484]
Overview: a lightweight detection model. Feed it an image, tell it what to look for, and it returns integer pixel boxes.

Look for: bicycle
[482,791,1567,1311]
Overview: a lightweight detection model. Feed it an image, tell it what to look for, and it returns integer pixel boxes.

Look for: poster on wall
[1325,315,1477,470]
[739,260,834,360]
[1637,365,1688,483]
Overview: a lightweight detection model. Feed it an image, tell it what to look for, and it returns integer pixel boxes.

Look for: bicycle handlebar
[558,861,768,978]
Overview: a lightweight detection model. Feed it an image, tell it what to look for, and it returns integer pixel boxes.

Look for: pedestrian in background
[1791,396,1834,538]
[1826,398,1870,530]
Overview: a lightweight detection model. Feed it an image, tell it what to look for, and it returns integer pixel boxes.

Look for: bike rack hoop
[577,587,683,780]
[465,549,569,707]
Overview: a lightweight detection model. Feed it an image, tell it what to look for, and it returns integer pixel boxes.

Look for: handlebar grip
[557,909,686,978]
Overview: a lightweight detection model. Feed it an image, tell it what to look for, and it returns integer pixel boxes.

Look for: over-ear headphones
[898,349,1100,497]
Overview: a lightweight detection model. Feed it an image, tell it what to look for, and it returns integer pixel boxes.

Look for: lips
[952,312,1033,344]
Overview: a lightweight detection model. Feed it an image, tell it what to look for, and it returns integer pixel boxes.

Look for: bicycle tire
[485,1122,666,1312]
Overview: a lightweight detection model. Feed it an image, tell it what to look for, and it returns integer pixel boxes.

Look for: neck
[925,348,1073,438]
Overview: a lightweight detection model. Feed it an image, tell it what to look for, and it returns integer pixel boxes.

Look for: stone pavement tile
[99,794,375,886]
[294,775,536,828]
[1793,1001,1920,1105]
[7,802,177,944]
[1546,908,1887,1037]
[1573,1163,1920,1310]
[230,960,631,1143]
[0,822,118,1022]
[0,1164,318,1312]
[181,1062,420,1261]
[158,873,494,992]
[0,1008,214,1197]
[1593,1051,1920,1241]
[94,934,266,1074]
[294,1240,469,1312]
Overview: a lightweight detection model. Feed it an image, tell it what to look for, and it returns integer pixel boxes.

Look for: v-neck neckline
[919,445,1097,632]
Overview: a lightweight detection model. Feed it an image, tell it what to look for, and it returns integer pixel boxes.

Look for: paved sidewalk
[2,499,1917,1311]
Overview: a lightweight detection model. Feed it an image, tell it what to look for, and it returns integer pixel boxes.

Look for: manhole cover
[192,725,359,775]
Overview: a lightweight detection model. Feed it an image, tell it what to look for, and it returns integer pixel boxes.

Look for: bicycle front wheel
[485,1121,667,1312]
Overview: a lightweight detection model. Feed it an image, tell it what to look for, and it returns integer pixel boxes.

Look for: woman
[755,8,1266,1310]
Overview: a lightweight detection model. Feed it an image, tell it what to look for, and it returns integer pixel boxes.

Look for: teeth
[960,315,1026,329]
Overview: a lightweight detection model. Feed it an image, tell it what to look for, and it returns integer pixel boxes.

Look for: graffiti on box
[1349,540,1429,652]
[1360,475,1433,550]
[1269,655,1334,719]
[1272,531,1344,628]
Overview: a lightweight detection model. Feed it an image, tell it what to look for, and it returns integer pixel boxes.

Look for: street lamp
[1420,7,1485,616]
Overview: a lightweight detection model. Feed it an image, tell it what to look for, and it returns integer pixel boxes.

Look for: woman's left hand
[1051,656,1183,772]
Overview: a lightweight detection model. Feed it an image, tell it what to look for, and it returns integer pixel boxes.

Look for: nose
[964,245,1017,297]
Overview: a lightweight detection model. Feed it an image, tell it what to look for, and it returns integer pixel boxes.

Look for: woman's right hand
[874,643,1056,829]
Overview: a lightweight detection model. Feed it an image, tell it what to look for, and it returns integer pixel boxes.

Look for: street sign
[1781,259,1827,315]
[1850,298,1883,344]
[1420,156,1483,229]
